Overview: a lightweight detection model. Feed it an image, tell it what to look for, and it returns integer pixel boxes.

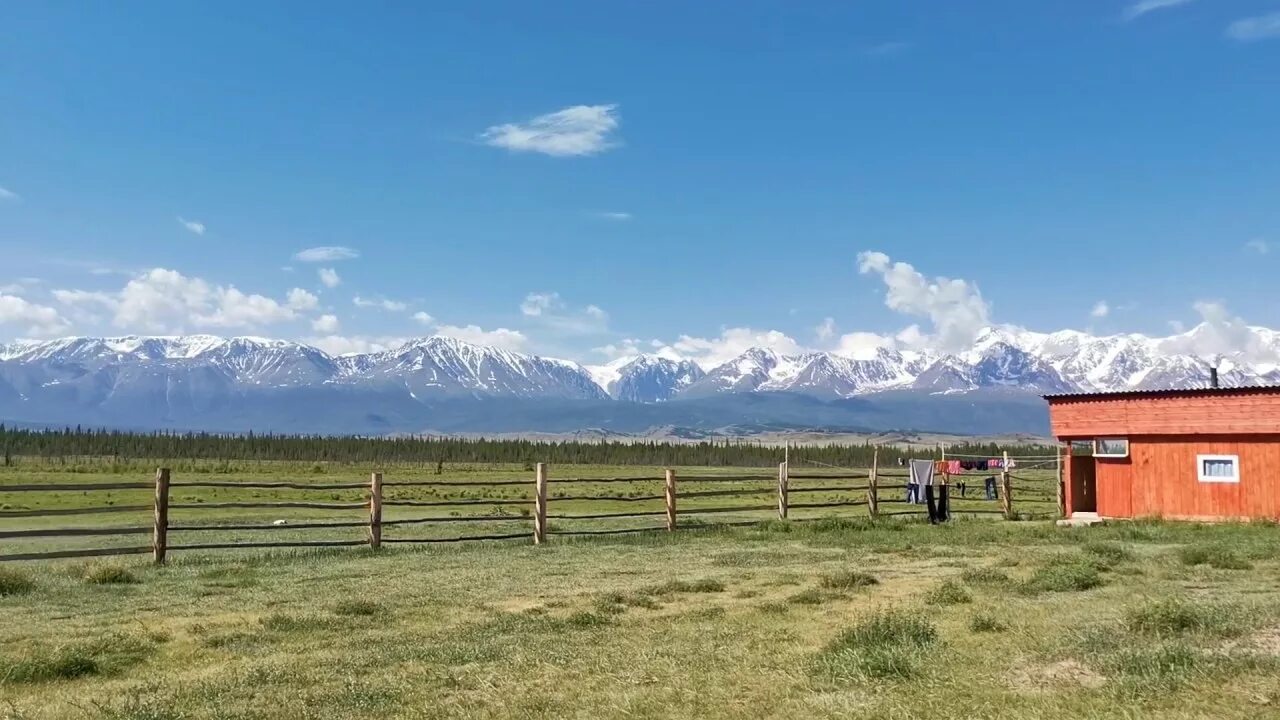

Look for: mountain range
[1,324,1275,436]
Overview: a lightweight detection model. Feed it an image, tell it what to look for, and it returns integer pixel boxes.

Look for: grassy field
[1,516,1279,719]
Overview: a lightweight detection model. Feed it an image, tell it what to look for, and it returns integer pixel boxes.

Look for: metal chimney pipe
[1210,366,1220,389]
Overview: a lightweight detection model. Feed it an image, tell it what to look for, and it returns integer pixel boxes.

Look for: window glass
[1094,438,1129,457]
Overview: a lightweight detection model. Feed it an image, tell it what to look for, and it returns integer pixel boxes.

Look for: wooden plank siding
[1047,392,1280,437]
[1063,436,1280,521]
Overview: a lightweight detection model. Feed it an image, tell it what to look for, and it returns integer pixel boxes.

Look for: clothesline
[941,452,1062,460]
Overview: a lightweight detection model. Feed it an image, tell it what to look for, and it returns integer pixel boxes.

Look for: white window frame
[1197,454,1240,484]
[1093,437,1129,458]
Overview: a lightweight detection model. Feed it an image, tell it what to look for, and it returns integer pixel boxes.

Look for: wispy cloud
[856,250,991,353]
[1245,239,1271,255]
[481,104,620,157]
[593,211,633,221]
[293,246,360,263]
[1226,12,1280,42]
[412,311,434,326]
[311,314,340,333]
[1091,301,1111,318]
[1123,0,1194,22]
[177,217,206,236]
[0,186,18,201]
[353,295,408,312]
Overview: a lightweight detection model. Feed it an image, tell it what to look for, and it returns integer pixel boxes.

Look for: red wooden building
[1045,387,1280,521]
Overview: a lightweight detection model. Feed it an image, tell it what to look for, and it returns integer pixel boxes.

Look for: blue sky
[1,1,1279,365]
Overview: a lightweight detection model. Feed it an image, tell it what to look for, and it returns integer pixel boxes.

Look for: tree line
[0,425,1056,468]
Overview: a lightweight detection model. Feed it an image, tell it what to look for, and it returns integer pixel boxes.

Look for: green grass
[818,570,879,590]
[924,580,972,605]
[814,610,940,681]
[1178,544,1253,570]
[5,463,1280,718]
[0,567,36,596]
[82,564,140,585]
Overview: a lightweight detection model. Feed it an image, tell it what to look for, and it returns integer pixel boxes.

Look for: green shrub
[1023,563,1105,593]
[1125,598,1248,639]
[924,580,972,606]
[787,589,831,605]
[819,571,879,591]
[814,610,939,681]
[1178,545,1252,570]
[643,578,725,595]
[0,567,36,596]
[968,612,1007,633]
[960,567,1010,586]
[1082,542,1134,567]
[0,634,154,683]
[83,565,140,585]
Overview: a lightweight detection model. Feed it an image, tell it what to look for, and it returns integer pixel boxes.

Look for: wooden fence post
[369,471,383,550]
[153,468,170,565]
[534,463,548,545]
[1056,445,1065,519]
[665,468,677,531]
[1001,450,1013,520]
[868,448,879,520]
[776,462,788,520]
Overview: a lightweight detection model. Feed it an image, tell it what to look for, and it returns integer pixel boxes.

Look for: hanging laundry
[937,484,950,522]
[947,460,963,475]
[988,457,1003,469]
[976,459,989,471]
[984,476,997,501]
[909,459,934,505]
[925,484,938,523]
[959,460,976,471]
[934,460,947,474]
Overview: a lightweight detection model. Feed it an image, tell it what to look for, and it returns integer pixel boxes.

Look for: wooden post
[777,462,788,520]
[534,463,548,545]
[153,468,170,564]
[868,447,879,519]
[1001,450,1013,520]
[1056,445,1065,519]
[665,468,677,531]
[369,472,383,550]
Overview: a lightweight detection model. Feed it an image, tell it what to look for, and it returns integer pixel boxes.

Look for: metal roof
[1043,385,1280,402]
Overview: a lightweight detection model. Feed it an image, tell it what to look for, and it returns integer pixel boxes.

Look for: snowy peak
[602,355,705,402]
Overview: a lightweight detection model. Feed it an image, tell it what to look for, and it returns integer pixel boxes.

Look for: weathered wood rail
[0,454,1052,563]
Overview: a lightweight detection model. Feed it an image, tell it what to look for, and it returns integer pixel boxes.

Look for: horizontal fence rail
[0,449,1065,563]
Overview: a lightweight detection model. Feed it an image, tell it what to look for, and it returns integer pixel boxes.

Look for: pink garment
[947,460,962,475]
[988,457,1003,468]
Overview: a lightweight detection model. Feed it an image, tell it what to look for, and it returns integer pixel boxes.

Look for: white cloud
[1168,320,1186,334]
[832,331,895,360]
[1123,0,1194,21]
[412,311,434,326]
[657,327,805,369]
[53,289,119,310]
[520,292,560,317]
[0,186,19,201]
[0,294,69,337]
[286,288,319,312]
[303,335,407,356]
[1226,12,1280,42]
[594,211,632,221]
[434,324,528,351]
[318,268,341,288]
[857,250,991,353]
[520,292,608,335]
[113,268,300,332]
[293,246,360,263]
[592,338,645,361]
[177,217,206,236]
[815,317,837,342]
[1091,301,1110,318]
[353,295,408,312]
[311,314,340,333]
[0,278,41,295]
[1159,300,1278,364]
[481,104,620,157]
[1245,239,1271,255]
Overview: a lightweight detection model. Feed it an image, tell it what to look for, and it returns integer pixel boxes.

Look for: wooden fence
[0,456,1058,564]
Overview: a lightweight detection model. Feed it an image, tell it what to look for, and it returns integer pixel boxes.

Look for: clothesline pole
[868,447,880,520]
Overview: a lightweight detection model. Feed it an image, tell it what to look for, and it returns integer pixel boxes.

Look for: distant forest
[0,426,1057,468]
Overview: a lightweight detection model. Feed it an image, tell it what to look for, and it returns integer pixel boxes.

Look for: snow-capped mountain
[588,355,704,402]
[1,323,1278,434]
